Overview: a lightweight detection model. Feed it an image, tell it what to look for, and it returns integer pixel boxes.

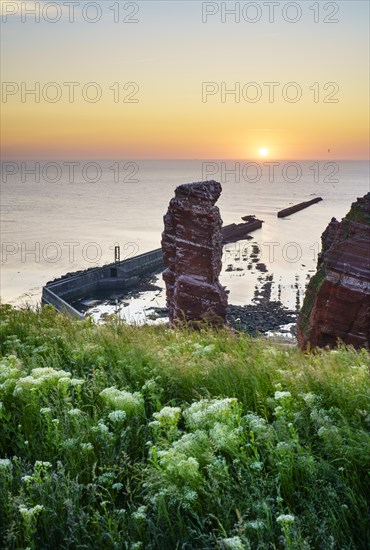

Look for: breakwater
[42,249,164,319]
[277,197,323,218]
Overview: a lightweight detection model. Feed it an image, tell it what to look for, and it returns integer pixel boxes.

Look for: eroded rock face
[298,193,370,349]
[161,180,228,326]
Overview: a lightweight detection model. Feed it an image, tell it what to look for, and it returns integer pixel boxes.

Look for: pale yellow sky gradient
[1,0,369,159]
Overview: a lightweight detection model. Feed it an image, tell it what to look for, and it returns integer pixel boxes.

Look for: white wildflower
[184,398,240,430]
[159,447,201,484]
[148,420,160,429]
[0,458,12,470]
[183,488,197,502]
[13,376,40,395]
[244,413,268,433]
[0,355,22,383]
[247,520,265,530]
[80,442,93,452]
[108,410,126,423]
[132,505,147,521]
[93,421,110,435]
[100,387,144,416]
[13,367,83,396]
[70,378,84,386]
[317,425,338,438]
[221,535,245,549]
[250,461,263,470]
[317,426,327,437]
[98,472,115,485]
[274,391,291,401]
[32,367,70,380]
[178,456,200,481]
[68,408,82,417]
[209,422,242,452]
[40,407,51,414]
[21,475,33,483]
[19,504,43,519]
[64,438,78,449]
[302,392,318,407]
[276,514,295,525]
[276,441,291,450]
[274,405,283,417]
[141,378,157,393]
[34,461,52,470]
[152,406,181,429]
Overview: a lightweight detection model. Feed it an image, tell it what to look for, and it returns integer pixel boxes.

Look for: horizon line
[1,157,369,162]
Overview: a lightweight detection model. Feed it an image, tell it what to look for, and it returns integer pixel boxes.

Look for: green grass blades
[0,303,369,549]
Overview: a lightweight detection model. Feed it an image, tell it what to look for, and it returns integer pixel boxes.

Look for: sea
[1,159,369,324]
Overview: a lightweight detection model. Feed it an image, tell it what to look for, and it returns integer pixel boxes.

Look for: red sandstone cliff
[161,181,228,326]
[297,193,370,349]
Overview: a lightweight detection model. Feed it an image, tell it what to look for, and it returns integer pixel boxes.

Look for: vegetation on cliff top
[0,304,369,549]
[297,268,326,336]
[346,197,370,224]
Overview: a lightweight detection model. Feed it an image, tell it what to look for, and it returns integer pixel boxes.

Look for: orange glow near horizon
[2,95,368,160]
[1,1,369,161]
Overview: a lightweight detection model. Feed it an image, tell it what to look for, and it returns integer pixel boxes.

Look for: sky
[1,0,369,160]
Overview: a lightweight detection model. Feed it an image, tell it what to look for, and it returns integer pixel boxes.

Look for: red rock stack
[298,192,370,349]
[161,180,228,327]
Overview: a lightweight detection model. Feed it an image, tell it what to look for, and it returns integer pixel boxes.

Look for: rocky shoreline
[227,302,297,336]
[140,300,297,336]
[144,301,297,337]
[73,261,300,338]
[134,269,298,336]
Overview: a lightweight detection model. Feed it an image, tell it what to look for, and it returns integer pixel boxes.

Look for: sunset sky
[1,0,369,159]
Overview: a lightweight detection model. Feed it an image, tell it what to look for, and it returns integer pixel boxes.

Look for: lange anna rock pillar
[161,180,228,326]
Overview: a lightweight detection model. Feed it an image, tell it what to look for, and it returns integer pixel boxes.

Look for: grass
[298,268,326,336]
[0,303,369,549]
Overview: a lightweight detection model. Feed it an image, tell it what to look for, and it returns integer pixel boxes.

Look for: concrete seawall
[42,249,164,319]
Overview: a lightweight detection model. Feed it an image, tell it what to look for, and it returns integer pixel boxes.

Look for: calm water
[1,159,369,311]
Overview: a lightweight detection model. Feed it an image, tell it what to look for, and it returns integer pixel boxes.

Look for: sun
[259,148,269,157]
